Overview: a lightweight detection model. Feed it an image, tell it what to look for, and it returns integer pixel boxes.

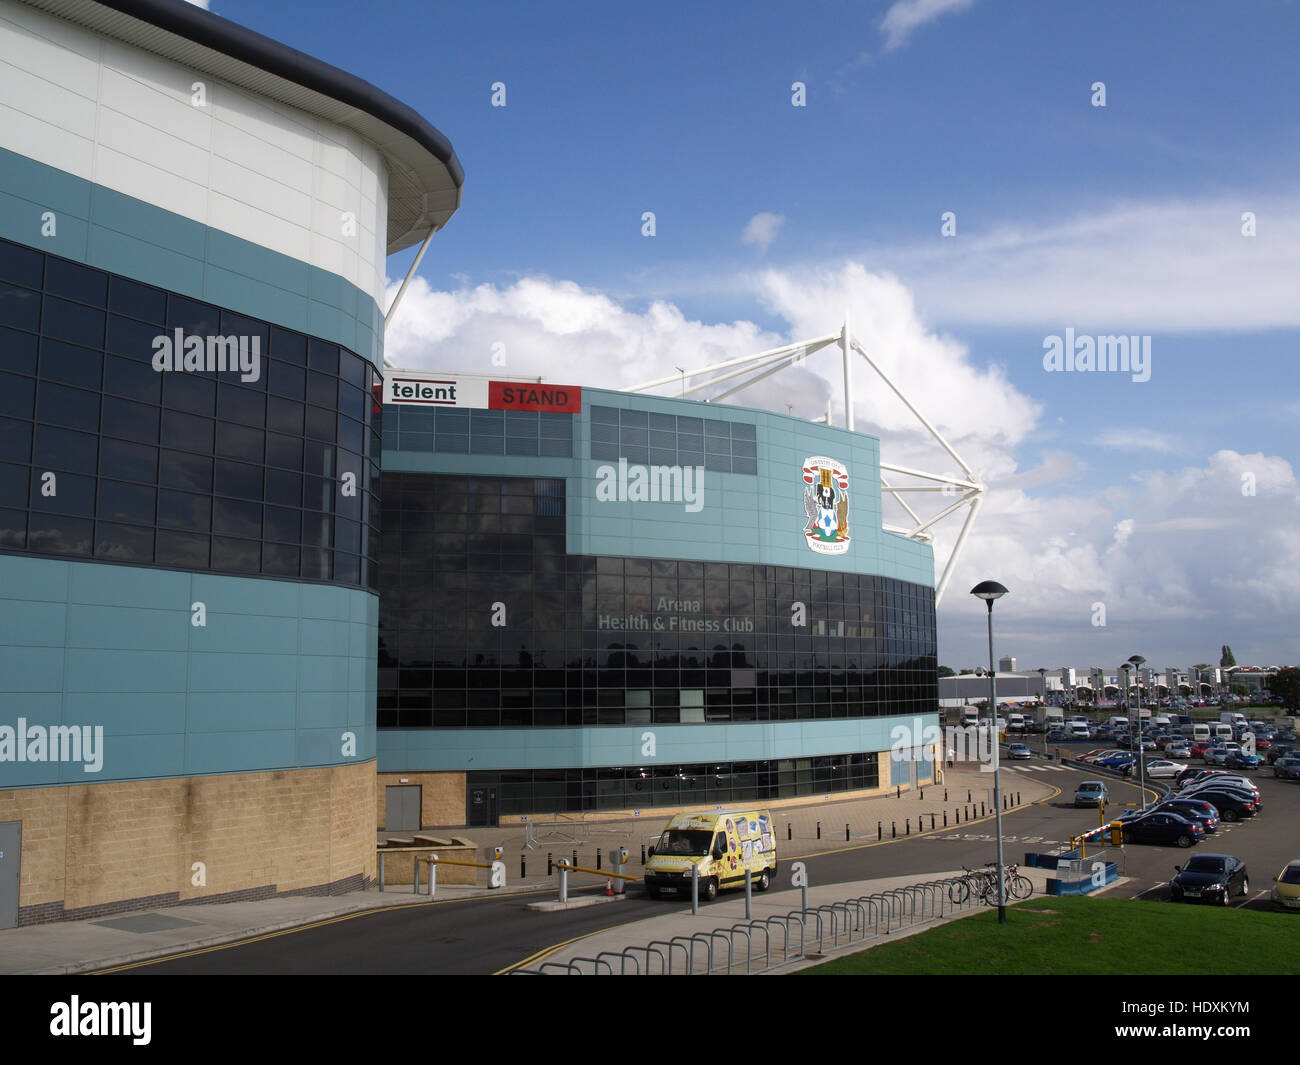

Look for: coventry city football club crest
[801,457,850,555]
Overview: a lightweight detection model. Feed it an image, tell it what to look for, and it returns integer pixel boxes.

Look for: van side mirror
[713,844,724,860]
[646,846,655,858]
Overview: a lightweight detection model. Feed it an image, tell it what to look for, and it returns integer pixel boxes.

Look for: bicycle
[948,864,997,904]
[978,863,1033,904]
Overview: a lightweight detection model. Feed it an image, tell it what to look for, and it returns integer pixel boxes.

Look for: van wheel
[702,877,719,902]
[756,869,771,892]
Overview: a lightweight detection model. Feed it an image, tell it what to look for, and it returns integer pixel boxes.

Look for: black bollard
[1017,792,1021,805]
[572,849,578,868]
[521,854,526,879]
[981,802,986,817]
[943,810,948,827]
[641,843,646,865]
[547,852,553,876]
[920,788,924,800]
[596,848,602,870]
[967,790,972,802]
[930,813,936,830]
[787,823,792,841]
[878,821,882,840]
[817,821,821,840]
[896,785,901,799]
[845,823,850,841]
[891,821,896,838]
[906,819,910,835]
[944,789,948,802]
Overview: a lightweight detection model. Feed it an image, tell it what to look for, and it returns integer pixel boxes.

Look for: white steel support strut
[620,318,987,604]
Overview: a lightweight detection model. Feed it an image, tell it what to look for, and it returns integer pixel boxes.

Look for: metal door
[385,786,421,831]
[0,821,20,930]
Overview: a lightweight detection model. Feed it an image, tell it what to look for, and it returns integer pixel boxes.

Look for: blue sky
[209,0,1300,672]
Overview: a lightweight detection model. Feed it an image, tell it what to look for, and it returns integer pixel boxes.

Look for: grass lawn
[799,897,1300,974]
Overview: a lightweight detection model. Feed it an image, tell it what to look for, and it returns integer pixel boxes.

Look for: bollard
[427,854,438,898]
[572,849,578,869]
[816,821,821,840]
[745,868,753,919]
[413,855,420,896]
[1017,792,1021,805]
[981,801,986,816]
[559,861,569,904]
[596,848,602,871]
[520,853,526,879]
[547,852,553,876]
[891,821,896,838]
[967,790,972,802]
[930,813,936,830]
[896,785,901,799]
[944,789,948,802]
[379,851,386,892]
[845,823,850,841]
[920,788,924,800]
[943,810,948,827]
[613,846,629,895]
[878,821,882,840]
[906,819,910,835]
[640,843,646,865]
[691,865,699,915]
[787,823,792,841]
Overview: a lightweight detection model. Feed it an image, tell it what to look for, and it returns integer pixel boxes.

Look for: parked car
[1189,742,1213,760]
[1074,781,1109,808]
[1272,757,1300,781]
[1224,751,1262,770]
[1122,811,1205,848]
[1166,741,1192,759]
[1170,853,1248,905]
[1271,860,1300,911]
[1152,798,1220,834]
[1179,788,1258,822]
[1180,772,1259,796]
[1141,759,1188,779]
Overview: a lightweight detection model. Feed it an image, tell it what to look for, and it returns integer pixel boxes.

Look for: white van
[1192,723,1211,743]
[1106,716,1129,731]
[1213,723,1234,743]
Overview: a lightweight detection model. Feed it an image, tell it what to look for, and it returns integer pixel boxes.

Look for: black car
[1170,853,1249,905]
[1152,799,1221,833]
[1182,788,1258,822]
[1121,811,1204,848]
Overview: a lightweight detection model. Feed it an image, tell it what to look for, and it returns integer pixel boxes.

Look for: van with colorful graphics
[644,809,777,901]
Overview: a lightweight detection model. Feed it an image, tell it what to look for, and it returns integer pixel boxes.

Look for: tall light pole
[1129,654,1147,801]
[971,580,1009,924]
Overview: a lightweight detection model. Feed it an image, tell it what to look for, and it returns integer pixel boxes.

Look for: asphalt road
[117,758,1299,974]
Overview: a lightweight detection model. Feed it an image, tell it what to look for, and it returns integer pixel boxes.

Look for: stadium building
[0,0,460,925]
[0,0,956,926]
[374,371,941,829]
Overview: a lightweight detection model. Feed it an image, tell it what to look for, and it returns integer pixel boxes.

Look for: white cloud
[893,196,1300,331]
[880,0,975,52]
[741,212,785,253]
[1092,428,1181,454]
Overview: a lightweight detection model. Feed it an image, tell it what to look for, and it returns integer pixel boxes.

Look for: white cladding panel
[0,0,389,307]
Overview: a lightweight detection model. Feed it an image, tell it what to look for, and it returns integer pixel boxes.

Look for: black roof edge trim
[91,0,464,191]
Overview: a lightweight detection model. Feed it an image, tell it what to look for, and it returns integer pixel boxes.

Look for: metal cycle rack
[514,871,1008,975]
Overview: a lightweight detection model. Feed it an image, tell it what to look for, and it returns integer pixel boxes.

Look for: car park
[1122,811,1205,848]
[1074,781,1109,808]
[1271,861,1300,911]
[1170,854,1249,905]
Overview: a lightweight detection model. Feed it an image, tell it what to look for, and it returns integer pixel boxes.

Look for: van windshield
[656,830,714,857]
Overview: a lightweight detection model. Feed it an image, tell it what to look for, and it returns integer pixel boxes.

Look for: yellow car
[1271,860,1300,911]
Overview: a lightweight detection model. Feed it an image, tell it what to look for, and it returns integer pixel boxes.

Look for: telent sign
[384,374,490,407]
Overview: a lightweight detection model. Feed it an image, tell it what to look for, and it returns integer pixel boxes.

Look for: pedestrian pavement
[0,758,1062,975]
[517,865,1068,974]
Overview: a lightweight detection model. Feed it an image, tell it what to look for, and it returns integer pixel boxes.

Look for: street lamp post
[971,580,1009,924]
[1129,654,1147,800]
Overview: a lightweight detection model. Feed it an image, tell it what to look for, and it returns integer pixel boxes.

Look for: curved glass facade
[0,237,382,591]
[378,472,937,728]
